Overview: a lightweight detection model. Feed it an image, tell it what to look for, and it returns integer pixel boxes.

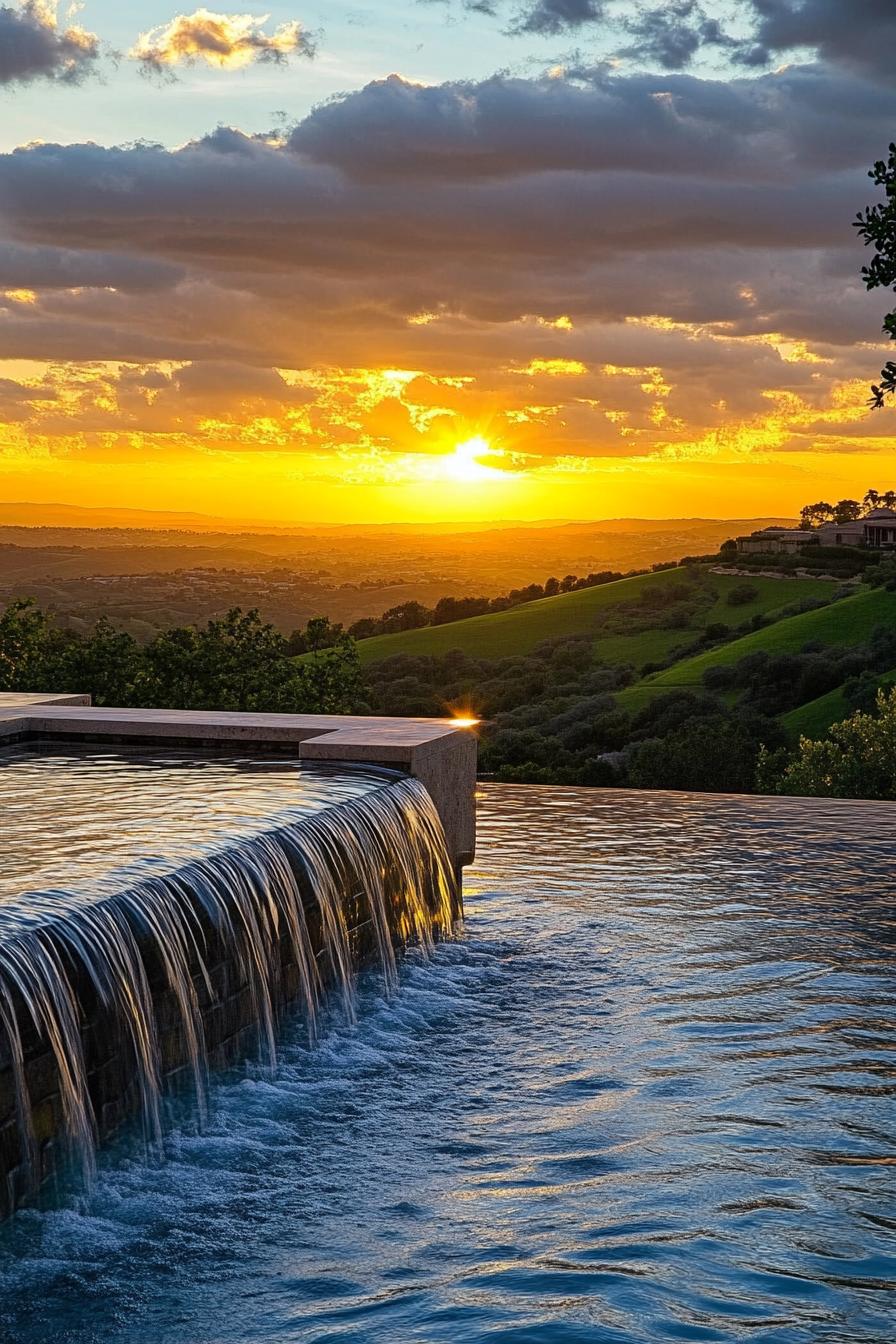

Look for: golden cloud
[517,358,588,377]
[130,8,314,73]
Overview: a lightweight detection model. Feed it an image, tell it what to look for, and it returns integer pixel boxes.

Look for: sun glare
[446,436,502,483]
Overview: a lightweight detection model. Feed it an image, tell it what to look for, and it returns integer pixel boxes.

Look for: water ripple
[0,784,894,1343]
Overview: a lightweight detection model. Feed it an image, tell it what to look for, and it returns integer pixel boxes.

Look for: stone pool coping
[0,696,477,868]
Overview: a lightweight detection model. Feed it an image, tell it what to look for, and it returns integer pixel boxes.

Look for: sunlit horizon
[0,1,892,529]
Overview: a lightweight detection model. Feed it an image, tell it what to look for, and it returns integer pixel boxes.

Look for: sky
[0,0,894,525]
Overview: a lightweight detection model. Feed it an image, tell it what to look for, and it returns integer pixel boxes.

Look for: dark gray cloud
[618,2,734,70]
[288,67,894,181]
[0,1,98,85]
[512,0,606,34]
[0,242,182,291]
[436,0,896,87]
[0,66,886,342]
[739,1,896,86]
[0,128,868,276]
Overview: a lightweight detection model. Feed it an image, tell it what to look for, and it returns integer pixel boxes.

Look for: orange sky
[0,4,894,525]
[0,351,892,524]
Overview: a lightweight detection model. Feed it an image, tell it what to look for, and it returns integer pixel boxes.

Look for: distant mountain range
[0,509,795,642]
[0,500,792,538]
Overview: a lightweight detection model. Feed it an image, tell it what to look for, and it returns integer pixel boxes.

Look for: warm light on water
[1,784,895,1343]
[0,747,385,905]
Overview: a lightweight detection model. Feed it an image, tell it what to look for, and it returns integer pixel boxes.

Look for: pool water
[1,784,894,1343]
[0,746,388,911]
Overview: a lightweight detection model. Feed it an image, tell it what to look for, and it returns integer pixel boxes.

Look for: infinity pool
[1,785,894,1343]
[0,745,386,908]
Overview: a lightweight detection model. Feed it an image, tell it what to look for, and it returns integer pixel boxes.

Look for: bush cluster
[0,600,361,715]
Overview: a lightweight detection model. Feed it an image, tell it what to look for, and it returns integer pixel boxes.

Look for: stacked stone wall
[0,883,409,1219]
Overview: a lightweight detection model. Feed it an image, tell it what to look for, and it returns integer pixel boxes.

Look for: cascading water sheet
[0,747,457,1210]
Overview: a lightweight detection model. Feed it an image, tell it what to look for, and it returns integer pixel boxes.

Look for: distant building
[860,508,896,548]
[737,508,896,555]
[817,508,896,549]
[815,519,865,547]
[736,527,818,555]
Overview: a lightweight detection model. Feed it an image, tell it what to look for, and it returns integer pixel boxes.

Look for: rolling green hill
[781,668,896,740]
[617,587,896,711]
[357,568,837,666]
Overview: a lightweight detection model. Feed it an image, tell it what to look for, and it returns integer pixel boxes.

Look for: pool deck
[0,696,477,868]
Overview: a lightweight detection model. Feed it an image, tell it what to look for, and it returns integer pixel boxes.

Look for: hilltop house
[815,518,866,547]
[736,526,818,555]
[817,508,896,549]
[737,509,896,554]
[816,508,896,548]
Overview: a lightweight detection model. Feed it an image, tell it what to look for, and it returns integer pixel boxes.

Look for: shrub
[627,717,763,794]
[703,664,737,691]
[726,582,759,607]
[758,688,896,799]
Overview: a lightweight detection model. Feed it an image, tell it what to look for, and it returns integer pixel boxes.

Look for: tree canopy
[0,601,360,715]
[855,143,896,407]
[799,492,895,529]
[759,688,896,800]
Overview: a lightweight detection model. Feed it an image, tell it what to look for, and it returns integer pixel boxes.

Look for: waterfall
[0,774,457,1208]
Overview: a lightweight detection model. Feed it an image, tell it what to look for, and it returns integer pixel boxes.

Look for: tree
[832,498,862,523]
[854,143,896,407]
[0,599,62,690]
[859,488,896,514]
[346,616,378,641]
[799,501,834,529]
[758,687,896,800]
[294,635,361,714]
[141,607,359,714]
[0,599,359,716]
[379,601,432,633]
[287,615,346,654]
[627,716,763,794]
[53,618,141,706]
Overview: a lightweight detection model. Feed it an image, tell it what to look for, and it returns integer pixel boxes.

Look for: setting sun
[446,436,503,484]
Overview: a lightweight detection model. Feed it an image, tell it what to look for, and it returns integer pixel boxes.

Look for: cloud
[617,2,734,71]
[0,373,57,422]
[288,67,895,181]
[438,1,896,88]
[130,7,315,74]
[0,61,892,465]
[512,0,606,34]
[0,242,183,292]
[738,1,896,87]
[0,1,98,85]
[167,360,313,406]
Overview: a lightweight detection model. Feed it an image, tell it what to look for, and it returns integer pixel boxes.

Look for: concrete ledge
[0,696,477,867]
[0,692,91,708]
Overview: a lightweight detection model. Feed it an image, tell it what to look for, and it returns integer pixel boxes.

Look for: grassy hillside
[782,668,896,740]
[618,587,896,710]
[357,569,836,666]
